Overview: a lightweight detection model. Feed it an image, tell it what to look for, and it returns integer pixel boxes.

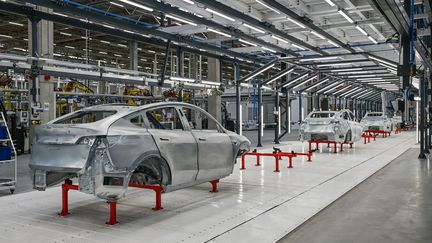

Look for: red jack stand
[308,140,337,154]
[209,180,219,193]
[395,127,402,134]
[128,183,164,210]
[106,200,118,225]
[340,142,353,151]
[59,181,78,216]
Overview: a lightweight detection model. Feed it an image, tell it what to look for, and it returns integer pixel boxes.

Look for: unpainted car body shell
[299,110,364,143]
[30,102,250,201]
[360,112,393,132]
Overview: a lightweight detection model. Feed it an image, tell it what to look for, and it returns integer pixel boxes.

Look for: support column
[28,7,54,124]
[419,76,426,158]
[130,41,138,71]
[257,85,263,147]
[207,57,221,126]
[235,62,241,135]
[274,90,280,144]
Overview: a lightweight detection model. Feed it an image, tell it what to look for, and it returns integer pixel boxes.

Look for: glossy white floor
[0,131,416,243]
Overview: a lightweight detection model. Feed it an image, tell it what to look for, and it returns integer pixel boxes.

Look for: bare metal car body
[361,112,393,132]
[299,110,364,143]
[30,102,250,201]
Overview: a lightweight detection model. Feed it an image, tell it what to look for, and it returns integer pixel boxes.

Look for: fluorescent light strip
[352,90,371,98]
[330,68,363,72]
[338,10,354,23]
[368,55,397,67]
[100,40,110,44]
[266,68,294,84]
[201,81,221,86]
[328,40,339,47]
[205,8,235,21]
[305,78,330,91]
[357,77,384,81]
[181,0,195,4]
[325,0,336,6]
[171,77,195,82]
[300,56,339,62]
[117,44,128,48]
[292,44,305,50]
[0,34,13,38]
[99,51,107,54]
[358,91,374,99]
[271,35,288,43]
[316,63,352,67]
[245,63,276,81]
[356,25,368,36]
[262,47,277,53]
[367,81,392,84]
[341,87,362,97]
[330,85,350,95]
[311,31,325,40]
[292,75,318,89]
[119,0,153,12]
[368,36,378,44]
[166,14,197,26]
[8,21,24,27]
[110,2,124,8]
[239,39,257,46]
[282,73,309,87]
[288,18,306,28]
[256,0,280,14]
[242,23,265,34]
[59,32,72,36]
[65,45,75,49]
[317,82,343,93]
[208,28,232,38]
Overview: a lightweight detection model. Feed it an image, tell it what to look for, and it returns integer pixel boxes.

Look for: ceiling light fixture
[288,18,306,28]
[338,9,354,23]
[271,35,288,43]
[356,25,368,36]
[305,78,330,91]
[166,14,197,26]
[256,0,280,14]
[311,31,326,39]
[119,0,153,12]
[8,21,24,27]
[291,44,305,50]
[207,28,232,38]
[109,2,124,8]
[239,39,258,46]
[282,73,309,87]
[328,40,339,47]
[368,36,378,44]
[265,68,295,84]
[262,47,277,53]
[292,74,318,89]
[242,23,265,34]
[300,56,339,62]
[324,0,336,6]
[205,8,235,21]
[368,55,397,67]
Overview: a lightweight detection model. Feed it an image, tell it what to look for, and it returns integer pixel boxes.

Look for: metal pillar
[274,90,280,144]
[419,76,427,158]
[235,63,241,135]
[298,93,302,122]
[257,85,263,147]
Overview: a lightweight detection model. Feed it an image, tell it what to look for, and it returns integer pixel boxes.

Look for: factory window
[54,110,116,124]
[145,107,183,130]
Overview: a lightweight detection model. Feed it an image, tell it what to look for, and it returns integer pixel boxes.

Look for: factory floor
[279,147,432,243]
[0,131,420,242]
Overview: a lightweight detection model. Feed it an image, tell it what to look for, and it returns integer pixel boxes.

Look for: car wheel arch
[128,154,172,187]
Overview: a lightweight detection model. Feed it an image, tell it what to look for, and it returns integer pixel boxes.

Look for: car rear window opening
[54,111,117,124]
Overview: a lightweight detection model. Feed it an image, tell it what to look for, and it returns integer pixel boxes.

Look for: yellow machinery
[123,86,151,106]
[63,80,94,94]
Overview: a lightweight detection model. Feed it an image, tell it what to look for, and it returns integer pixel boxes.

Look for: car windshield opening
[367,113,383,117]
[54,110,116,124]
[310,112,335,118]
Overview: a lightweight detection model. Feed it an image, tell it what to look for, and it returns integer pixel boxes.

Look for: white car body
[361,112,393,132]
[300,110,364,143]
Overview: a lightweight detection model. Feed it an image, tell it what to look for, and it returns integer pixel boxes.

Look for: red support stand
[128,183,164,210]
[59,182,78,216]
[209,180,219,193]
[107,200,118,225]
[308,140,337,154]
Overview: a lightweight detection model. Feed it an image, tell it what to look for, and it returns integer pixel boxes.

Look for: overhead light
[53,12,68,17]
[329,68,363,72]
[166,14,197,26]
[347,74,378,78]
[366,81,392,84]
[380,63,397,71]
[201,80,221,86]
[330,85,350,95]
[53,53,63,57]
[65,45,75,49]
[356,25,368,36]
[325,0,336,6]
[239,39,257,46]
[357,77,384,81]
[328,40,339,47]
[114,54,122,57]
[117,43,128,48]
[316,63,352,67]
[242,23,265,34]
[282,73,309,87]
[8,21,23,27]
[13,47,27,52]
[170,77,195,82]
[316,81,343,93]
[358,91,374,99]
[207,28,232,38]
[265,68,295,84]
[99,51,108,54]
[262,47,277,53]
[338,9,354,23]
[311,31,325,40]
[181,0,195,4]
[292,74,318,89]
[0,34,12,39]
[288,18,306,28]
[341,87,362,97]
[368,55,398,68]
[148,50,156,53]
[292,44,305,50]
[352,89,372,98]
[100,40,111,44]
[119,0,153,12]
[109,2,124,8]
[59,32,72,36]
[305,78,330,91]
[255,0,280,14]
[245,63,276,81]
[205,8,235,21]
[300,56,338,62]
[271,35,288,43]
[368,36,378,44]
